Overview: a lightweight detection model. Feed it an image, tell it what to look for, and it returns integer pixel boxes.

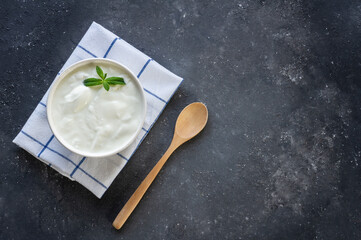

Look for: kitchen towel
[13,22,183,198]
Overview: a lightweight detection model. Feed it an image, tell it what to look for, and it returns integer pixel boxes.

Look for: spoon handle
[112,140,179,230]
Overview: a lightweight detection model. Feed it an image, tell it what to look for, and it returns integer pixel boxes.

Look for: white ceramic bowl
[47,58,147,158]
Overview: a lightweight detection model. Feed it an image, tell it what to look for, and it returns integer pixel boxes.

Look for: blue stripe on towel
[117,153,128,161]
[38,135,54,157]
[103,37,120,58]
[77,45,98,58]
[137,59,152,78]
[70,156,87,177]
[39,102,46,107]
[143,88,167,103]
[78,167,108,189]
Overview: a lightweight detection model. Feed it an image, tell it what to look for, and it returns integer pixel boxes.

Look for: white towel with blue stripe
[13,22,183,198]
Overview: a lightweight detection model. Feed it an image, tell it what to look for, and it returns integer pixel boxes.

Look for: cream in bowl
[47,59,147,157]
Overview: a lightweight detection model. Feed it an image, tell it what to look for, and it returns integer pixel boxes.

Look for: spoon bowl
[175,102,208,140]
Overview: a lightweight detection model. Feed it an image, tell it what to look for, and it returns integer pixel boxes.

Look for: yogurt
[50,61,144,156]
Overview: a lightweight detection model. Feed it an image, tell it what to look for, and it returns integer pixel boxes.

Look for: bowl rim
[46,58,147,158]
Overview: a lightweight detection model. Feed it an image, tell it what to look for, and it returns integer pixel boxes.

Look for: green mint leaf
[83,78,102,86]
[106,77,126,85]
[83,67,126,91]
[96,66,104,79]
[103,81,110,91]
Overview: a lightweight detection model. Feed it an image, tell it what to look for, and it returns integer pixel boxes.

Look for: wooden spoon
[113,102,208,230]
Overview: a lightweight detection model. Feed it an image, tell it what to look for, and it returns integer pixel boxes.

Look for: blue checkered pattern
[13,22,183,198]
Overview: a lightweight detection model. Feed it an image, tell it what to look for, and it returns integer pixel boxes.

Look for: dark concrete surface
[1,0,361,239]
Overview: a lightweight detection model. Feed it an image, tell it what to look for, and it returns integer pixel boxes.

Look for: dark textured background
[1,0,361,239]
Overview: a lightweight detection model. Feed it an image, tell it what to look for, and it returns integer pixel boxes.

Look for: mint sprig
[83,66,126,91]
